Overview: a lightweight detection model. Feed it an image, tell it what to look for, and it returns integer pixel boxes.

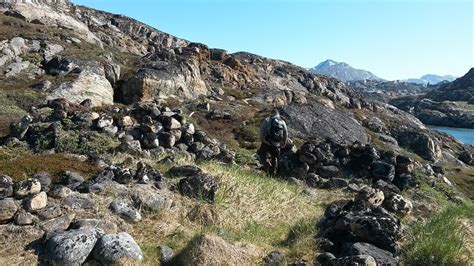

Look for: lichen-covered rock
[279,104,370,145]
[44,228,103,265]
[129,185,173,212]
[92,232,144,264]
[109,199,142,223]
[14,178,41,199]
[178,173,218,203]
[345,242,397,266]
[0,175,13,199]
[355,187,385,209]
[383,194,413,215]
[0,198,18,224]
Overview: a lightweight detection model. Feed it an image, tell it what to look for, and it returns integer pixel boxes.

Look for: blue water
[429,126,474,145]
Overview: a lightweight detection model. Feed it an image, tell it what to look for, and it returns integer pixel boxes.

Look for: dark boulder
[92,232,144,264]
[371,161,395,182]
[178,173,218,203]
[344,242,397,265]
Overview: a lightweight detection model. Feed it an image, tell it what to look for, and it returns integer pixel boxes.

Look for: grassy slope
[403,203,474,265]
[106,154,349,264]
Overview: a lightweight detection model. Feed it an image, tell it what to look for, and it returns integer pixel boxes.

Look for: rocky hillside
[406,74,456,85]
[427,68,474,102]
[310,59,382,82]
[0,0,473,265]
[391,69,474,128]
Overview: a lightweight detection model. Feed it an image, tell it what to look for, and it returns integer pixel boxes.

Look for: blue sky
[72,0,473,80]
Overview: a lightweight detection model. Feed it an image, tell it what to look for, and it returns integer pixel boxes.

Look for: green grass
[127,160,347,264]
[403,203,474,265]
[456,101,474,111]
[444,164,474,200]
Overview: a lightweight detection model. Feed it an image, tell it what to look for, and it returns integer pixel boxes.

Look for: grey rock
[0,198,18,224]
[32,173,52,192]
[59,171,84,190]
[345,242,397,265]
[69,219,118,234]
[92,232,144,264]
[61,194,94,210]
[355,187,385,208]
[279,104,370,145]
[319,165,340,178]
[37,203,62,220]
[47,185,74,199]
[264,251,284,266]
[315,252,336,265]
[158,132,176,148]
[40,214,76,234]
[109,199,142,223]
[159,245,174,264]
[0,175,13,199]
[130,185,173,212]
[14,209,36,225]
[371,161,395,182]
[169,165,203,177]
[383,194,413,215]
[333,255,376,266]
[14,178,41,199]
[178,173,218,203]
[44,228,103,265]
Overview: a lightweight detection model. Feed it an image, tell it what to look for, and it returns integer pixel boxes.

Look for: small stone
[169,165,203,177]
[0,175,13,199]
[96,114,114,129]
[59,171,84,190]
[25,191,47,211]
[47,185,73,199]
[264,251,284,266]
[159,245,174,264]
[355,187,385,208]
[69,219,118,234]
[158,132,176,148]
[40,213,75,234]
[109,200,142,223]
[0,198,18,224]
[32,173,52,192]
[92,232,144,264]
[178,173,218,203]
[14,209,36,225]
[14,178,41,199]
[61,194,94,210]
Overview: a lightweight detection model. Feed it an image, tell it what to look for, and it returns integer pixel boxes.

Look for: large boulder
[46,61,113,107]
[92,232,144,264]
[44,228,103,265]
[279,104,369,145]
[118,61,208,104]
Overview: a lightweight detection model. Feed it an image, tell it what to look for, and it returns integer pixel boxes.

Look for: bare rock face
[279,103,370,145]
[46,62,114,107]
[0,0,102,46]
[119,61,208,103]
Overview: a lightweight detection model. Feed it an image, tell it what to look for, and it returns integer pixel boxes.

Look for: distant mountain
[406,74,457,85]
[309,59,383,82]
[426,68,474,102]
